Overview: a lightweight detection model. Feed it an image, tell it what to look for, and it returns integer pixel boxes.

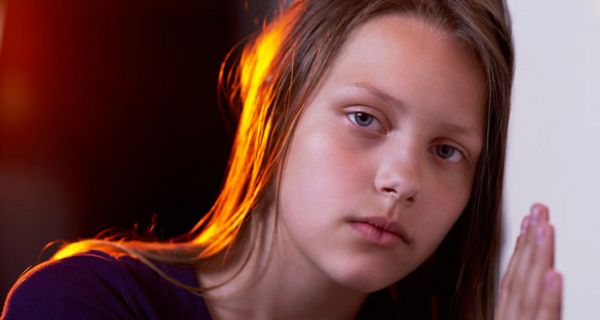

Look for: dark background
[0,0,274,303]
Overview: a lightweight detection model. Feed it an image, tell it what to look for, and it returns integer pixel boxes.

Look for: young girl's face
[275,14,485,292]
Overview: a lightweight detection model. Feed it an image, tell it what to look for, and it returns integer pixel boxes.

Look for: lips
[348,216,411,247]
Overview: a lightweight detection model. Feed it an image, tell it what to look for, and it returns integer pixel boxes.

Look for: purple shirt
[2,250,212,319]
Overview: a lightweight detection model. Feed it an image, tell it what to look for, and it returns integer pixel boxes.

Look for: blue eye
[433,144,463,162]
[349,112,375,127]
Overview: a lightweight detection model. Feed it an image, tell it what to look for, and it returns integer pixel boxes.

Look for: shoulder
[2,250,135,319]
[2,250,211,320]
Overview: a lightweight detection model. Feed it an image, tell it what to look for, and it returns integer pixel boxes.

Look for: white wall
[503,0,600,318]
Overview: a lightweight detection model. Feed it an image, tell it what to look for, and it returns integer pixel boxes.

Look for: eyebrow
[437,122,482,140]
[347,82,406,111]
[346,82,483,141]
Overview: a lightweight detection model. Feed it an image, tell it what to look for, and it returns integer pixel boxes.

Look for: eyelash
[347,110,466,163]
[430,144,465,163]
[347,111,384,132]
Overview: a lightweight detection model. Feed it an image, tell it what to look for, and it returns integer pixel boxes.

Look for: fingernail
[536,225,546,245]
[532,206,542,225]
[520,216,530,235]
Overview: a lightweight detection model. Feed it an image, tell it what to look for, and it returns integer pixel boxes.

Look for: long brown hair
[52,0,514,318]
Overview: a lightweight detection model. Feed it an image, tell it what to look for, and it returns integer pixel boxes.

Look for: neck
[196,208,368,320]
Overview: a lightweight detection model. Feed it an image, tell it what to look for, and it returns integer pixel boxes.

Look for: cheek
[280,125,366,216]
[417,171,473,254]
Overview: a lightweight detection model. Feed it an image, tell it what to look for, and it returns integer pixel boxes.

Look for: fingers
[523,222,554,317]
[496,203,562,320]
[506,204,549,319]
[496,215,531,319]
[536,271,562,320]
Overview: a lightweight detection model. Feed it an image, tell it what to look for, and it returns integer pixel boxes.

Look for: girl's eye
[433,144,464,163]
[348,112,376,128]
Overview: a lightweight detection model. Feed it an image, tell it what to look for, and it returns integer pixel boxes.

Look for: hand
[495,204,563,320]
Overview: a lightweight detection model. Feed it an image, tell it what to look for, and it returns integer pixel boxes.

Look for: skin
[275,13,485,295]
[198,13,562,320]
[496,204,563,319]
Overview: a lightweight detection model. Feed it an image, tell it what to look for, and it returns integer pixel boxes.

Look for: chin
[327,260,411,293]
[337,273,399,293]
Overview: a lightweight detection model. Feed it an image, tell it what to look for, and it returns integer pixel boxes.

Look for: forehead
[318,13,486,132]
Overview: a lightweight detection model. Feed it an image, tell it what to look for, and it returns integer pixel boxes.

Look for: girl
[2,0,562,319]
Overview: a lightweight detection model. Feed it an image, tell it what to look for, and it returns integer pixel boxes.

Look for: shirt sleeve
[2,251,141,320]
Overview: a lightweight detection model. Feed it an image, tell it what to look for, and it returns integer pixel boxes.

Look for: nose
[373,147,422,205]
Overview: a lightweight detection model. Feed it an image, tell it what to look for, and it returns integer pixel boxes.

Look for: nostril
[381,186,417,204]
[374,168,420,204]
[382,187,396,194]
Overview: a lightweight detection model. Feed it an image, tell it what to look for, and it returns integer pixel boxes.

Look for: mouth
[348,216,411,247]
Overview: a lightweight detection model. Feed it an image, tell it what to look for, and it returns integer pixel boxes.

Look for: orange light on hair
[190,11,294,257]
[49,4,301,262]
